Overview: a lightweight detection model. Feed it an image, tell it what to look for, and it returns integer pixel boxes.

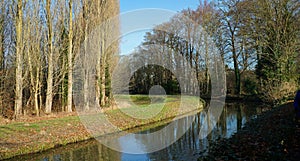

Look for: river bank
[0,95,201,160]
[199,102,300,161]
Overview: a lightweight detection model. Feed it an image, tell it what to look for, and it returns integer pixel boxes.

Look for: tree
[244,0,300,102]
[0,0,5,115]
[45,0,54,114]
[81,0,90,111]
[67,0,73,112]
[24,0,43,116]
[0,0,120,118]
[74,0,119,110]
[195,0,226,96]
[95,0,119,108]
[14,0,24,118]
[218,0,243,95]
[0,0,4,72]
[215,0,257,95]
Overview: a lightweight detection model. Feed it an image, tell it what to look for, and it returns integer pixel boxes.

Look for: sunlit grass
[105,95,203,130]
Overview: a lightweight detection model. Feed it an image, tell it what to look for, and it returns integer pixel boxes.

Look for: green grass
[0,116,84,160]
[104,95,203,130]
[0,116,79,133]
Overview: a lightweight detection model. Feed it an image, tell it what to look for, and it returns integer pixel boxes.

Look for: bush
[243,78,257,95]
[260,80,297,104]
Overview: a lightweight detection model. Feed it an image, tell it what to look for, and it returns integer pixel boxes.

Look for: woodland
[0,0,299,119]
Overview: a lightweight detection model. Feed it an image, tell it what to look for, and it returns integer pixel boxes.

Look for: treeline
[0,0,119,118]
[125,0,300,103]
[0,0,299,119]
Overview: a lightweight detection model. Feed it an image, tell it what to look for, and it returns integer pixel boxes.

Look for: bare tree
[0,0,122,118]
[81,0,90,111]
[24,0,43,116]
[94,0,119,108]
[45,0,54,113]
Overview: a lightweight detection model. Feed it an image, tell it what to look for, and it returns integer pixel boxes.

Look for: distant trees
[126,3,225,97]
[128,59,180,95]
[127,0,299,103]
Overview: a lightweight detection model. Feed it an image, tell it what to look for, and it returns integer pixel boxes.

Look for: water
[7,102,270,161]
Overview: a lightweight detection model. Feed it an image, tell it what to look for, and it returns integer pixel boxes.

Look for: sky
[120,0,200,13]
[119,0,200,55]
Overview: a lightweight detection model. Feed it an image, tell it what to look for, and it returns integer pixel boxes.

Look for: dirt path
[199,102,300,161]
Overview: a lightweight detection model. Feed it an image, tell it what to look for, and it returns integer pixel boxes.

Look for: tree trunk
[100,54,106,107]
[83,1,89,111]
[15,0,23,118]
[0,14,3,71]
[45,0,53,114]
[67,0,73,113]
[227,22,241,95]
[27,34,39,116]
[0,6,4,94]
[99,16,107,107]
[232,39,241,95]
[35,67,40,116]
[205,35,210,95]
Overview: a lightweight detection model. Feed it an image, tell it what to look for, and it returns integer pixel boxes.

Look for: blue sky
[119,0,200,55]
[120,0,200,13]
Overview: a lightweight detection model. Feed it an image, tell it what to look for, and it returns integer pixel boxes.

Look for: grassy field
[0,95,203,160]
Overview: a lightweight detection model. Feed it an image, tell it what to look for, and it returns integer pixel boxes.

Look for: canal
[7,102,270,161]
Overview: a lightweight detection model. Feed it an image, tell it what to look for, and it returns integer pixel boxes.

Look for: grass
[0,95,203,160]
[105,95,202,128]
[0,116,86,160]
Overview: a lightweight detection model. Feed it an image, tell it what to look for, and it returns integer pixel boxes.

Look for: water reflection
[7,102,270,161]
